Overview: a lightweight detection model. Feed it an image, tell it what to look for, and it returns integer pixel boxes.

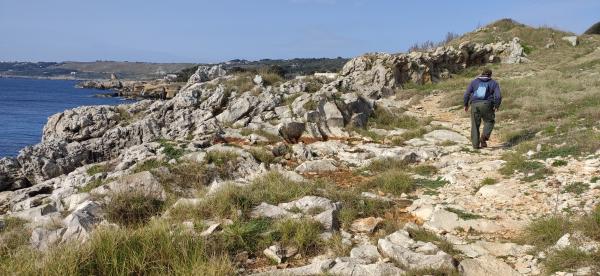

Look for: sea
[0,78,132,157]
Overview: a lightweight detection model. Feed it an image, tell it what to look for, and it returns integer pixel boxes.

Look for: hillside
[1,19,600,275]
[0,58,348,81]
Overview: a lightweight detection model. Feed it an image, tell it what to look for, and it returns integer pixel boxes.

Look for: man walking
[464,68,502,149]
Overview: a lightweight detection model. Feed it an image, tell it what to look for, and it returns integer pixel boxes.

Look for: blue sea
[0,78,132,157]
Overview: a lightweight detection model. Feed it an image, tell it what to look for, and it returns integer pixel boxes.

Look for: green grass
[480,177,498,186]
[515,216,571,250]
[534,145,579,159]
[79,178,106,193]
[390,127,428,145]
[248,147,275,165]
[324,232,352,256]
[366,171,416,196]
[415,177,449,190]
[218,218,272,254]
[363,157,409,173]
[272,219,323,255]
[577,205,600,240]
[0,217,30,263]
[205,151,241,180]
[404,267,459,276]
[158,139,185,160]
[367,108,423,130]
[413,164,438,176]
[105,191,166,227]
[132,159,166,173]
[543,247,599,274]
[562,182,589,195]
[303,99,318,110]
[551,159,568,167]
[499,152,552,182]
[445,207,483,220]
[168,172,318,221]
[86,164,109,175]
[0,221,235,275]
[159,161,212,195]
[406,227,460,256]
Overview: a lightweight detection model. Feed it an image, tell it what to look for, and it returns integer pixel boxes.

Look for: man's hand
[464,106,469,112]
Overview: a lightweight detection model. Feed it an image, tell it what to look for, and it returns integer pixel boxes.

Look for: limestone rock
[350,217,384,233]
[295,159,337,174]
[459,255,520,276]
[377,230,454,271]
[279,121,306,143]
[562,36,579,46]
[93,171,166,200]
[350,244,381,263]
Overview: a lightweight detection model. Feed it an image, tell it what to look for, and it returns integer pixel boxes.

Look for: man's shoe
[480,136,488,148]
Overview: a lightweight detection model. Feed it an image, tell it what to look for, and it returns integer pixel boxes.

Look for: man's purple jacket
[463,76,502,109]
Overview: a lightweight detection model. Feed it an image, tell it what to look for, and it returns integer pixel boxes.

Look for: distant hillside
[174,57,349,82]
[0,61,193,80]
[585,21,600,35]
[0,58,348,81]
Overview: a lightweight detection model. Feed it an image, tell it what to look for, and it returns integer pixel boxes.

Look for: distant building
[314,72,338,79]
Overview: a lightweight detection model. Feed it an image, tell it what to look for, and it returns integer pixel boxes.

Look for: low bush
[132,159,166,173]
[413,164,438,176]
[406,227,460,256]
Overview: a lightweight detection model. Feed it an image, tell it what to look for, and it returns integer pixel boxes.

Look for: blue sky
[0,0,598,63]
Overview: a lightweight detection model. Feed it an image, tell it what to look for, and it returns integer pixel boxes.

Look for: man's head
[481,68,493,77]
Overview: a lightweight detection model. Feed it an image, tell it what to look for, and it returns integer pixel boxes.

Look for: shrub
[105,191,166,227]
[324,232,352,256]
[516,216,571,249]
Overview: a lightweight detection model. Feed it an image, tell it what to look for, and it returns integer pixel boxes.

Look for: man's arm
[493,81,502,110]
[463,81,473,111]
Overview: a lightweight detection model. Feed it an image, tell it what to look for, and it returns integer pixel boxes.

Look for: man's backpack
[473,82,489,100]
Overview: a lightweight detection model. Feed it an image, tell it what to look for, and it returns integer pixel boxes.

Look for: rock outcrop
[333,38,529,99]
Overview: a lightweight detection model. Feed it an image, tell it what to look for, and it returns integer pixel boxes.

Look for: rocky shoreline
[2,29,598,275]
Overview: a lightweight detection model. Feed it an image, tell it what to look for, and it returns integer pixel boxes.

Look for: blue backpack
[473,82,489,100]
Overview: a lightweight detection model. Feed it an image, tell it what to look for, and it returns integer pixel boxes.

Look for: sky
[0,0,598,63]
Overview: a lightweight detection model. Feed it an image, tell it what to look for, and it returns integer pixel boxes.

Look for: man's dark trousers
[470,101,495,148]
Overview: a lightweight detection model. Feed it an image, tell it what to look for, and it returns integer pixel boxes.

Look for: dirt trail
[409,92,504,149]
